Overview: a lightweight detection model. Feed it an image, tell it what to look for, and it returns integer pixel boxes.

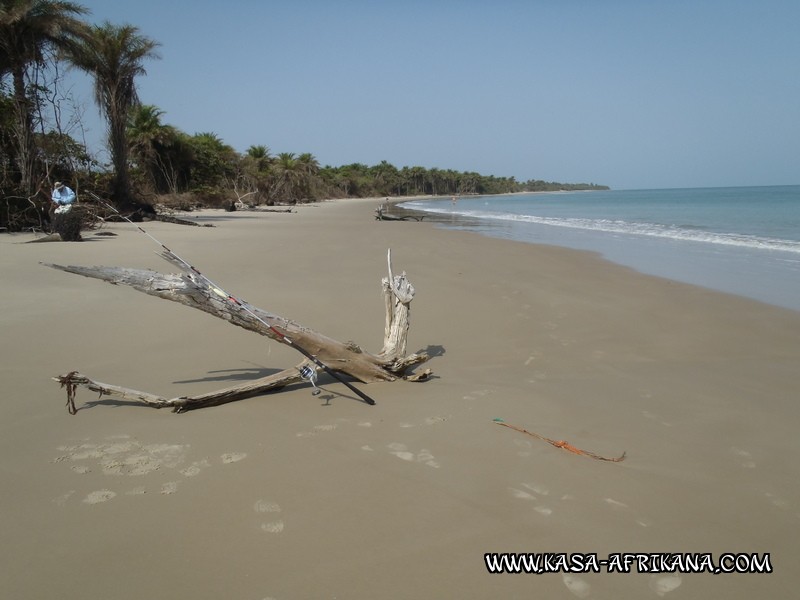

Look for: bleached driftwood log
[48,249,430,412]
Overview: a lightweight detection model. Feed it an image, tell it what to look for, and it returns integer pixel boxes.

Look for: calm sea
[400,186,800,312]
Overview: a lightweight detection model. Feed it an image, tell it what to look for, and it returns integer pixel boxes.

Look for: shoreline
[394,192,800,313]
[2,197,798,599]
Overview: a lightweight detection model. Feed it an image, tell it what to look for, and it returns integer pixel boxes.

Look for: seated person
[52,181,76,209]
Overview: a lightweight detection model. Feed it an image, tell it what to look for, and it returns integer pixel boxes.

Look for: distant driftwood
[48,249,431,413]
[153,213,214,227]
[375,205,425,221]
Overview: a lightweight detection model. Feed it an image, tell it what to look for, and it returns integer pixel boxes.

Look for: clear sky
[67,0,800,190]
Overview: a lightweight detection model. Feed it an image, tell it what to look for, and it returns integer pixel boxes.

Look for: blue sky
[68,0,800,190]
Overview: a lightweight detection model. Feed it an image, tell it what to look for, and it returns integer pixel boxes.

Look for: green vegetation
[0,0,607,231]
[522,180,609,192]
[64,20,161,211]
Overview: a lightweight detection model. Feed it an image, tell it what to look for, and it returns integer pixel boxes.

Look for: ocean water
[400,186,800,312]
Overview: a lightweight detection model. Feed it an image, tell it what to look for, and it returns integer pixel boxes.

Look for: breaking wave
[402,203,800,255]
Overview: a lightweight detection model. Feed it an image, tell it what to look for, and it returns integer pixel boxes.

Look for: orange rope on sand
[493,419,626,462]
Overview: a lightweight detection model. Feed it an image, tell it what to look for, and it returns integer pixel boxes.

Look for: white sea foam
[402,187,800,311]
[405,205,800,254]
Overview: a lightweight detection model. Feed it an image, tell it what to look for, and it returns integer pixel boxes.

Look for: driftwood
[239,207,295,213]
[375,205,425,221]
[48,249,431,412]
[153,213,214,227]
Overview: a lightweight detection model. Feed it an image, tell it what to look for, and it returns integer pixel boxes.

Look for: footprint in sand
[54,436,236,502]
[55,438,189,477]
[764,491,790,509]
[399,416,450,429]
[180,458,211,477]
[509,484,553,516]
[83,489,116,504]
[254,500,282,513]
[296,424,338,438]
[416,449,439,468]
[462,389,493,401]
[512,483,547,496]
[603,497,653,528]
[387,443,440,468]
[522,352,542,367]
[513,439,532,457]
[731,447,756,469]
[527,371,548,383]
[642,410,672,427]
[510,487,536,501]
[255,500,283,533]
[221,452,247,464]
[548,333,573,347]
[53,491,75,505]
[518,482,548,497]
[562,574,591,598]
[313,424,337,432]
[261,521,285,534]
[102,454,162,476]
[649,574,682,596]
[604,497,629,509]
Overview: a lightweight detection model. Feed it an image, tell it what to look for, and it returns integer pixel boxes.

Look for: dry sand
[1,198,798,599]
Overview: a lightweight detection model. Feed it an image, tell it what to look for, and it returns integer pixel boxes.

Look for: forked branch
[48,249,431,412]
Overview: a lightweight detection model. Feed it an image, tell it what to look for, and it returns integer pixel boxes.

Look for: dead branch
[47,249,431,412]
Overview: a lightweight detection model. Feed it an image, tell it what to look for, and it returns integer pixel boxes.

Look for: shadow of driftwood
[67,347,442,413]
[419,344,446,358]
[78,398,155,411]
[173,365,285,384]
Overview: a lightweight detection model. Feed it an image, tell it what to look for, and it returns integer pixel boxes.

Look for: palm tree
[188,131,236,188]
[246,144,271,163]
[369,160,400,196]
[127,103,182,193]
[0,0,88,193]
[273,152,302,202]
[295,152,319,200]
[65,21,159,208]
[296,152,319,172]
[127,103,166,155]
[192,131,225,148]
[408,166,426,195]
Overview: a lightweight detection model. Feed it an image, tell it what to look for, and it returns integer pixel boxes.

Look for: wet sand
[1,198,798,598]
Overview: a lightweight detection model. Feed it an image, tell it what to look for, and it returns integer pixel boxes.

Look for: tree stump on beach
[47,250,431,412]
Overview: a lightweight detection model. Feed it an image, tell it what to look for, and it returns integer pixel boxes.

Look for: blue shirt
[52,186,76,205]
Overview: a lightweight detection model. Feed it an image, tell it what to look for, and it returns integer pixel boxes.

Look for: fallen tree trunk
[375,205,425,221]
[153,213,214,227]
[48,249,431,412]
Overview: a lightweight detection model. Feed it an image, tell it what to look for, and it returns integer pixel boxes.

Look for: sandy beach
[1,197,798,599]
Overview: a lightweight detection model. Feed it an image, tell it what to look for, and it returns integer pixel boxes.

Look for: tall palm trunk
[63,21,160,211]
[109,91,133,205]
